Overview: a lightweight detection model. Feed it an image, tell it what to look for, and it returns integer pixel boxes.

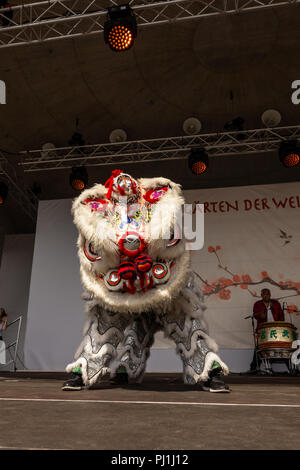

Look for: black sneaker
[110,372,128,385]
[202,368,231,393]
[61,373,84,391]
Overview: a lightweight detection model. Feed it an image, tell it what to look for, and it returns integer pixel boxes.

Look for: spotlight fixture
[224,116,246,141]
[279,141,300,168]
[68,131,85,147]
[0,1,13,27]
[188,148,209,175]
[224,117,244,132]
[0,181,8,205]
[70,166,88,191]
[104,4,137,52]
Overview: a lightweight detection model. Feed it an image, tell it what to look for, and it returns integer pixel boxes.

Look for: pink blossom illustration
[196,246,300,308]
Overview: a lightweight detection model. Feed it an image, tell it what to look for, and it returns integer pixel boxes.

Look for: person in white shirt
[0,308,8,340]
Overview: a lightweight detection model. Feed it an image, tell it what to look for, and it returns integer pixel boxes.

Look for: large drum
[257,321,297,349]
[257,321,297,361]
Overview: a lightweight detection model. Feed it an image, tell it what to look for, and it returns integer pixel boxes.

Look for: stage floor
[0,373,299,450]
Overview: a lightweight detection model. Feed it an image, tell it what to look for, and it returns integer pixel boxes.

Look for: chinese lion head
[72,170,190,314]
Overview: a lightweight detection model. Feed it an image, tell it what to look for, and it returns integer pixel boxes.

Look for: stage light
[224,116,246,141]
[68,131,85,147]
[70,166,88,191]
[279,141,300,168]
[188,149,209,175]
[224,117,244,132]
[0,181,8,205]
[104,4,137,52]
[0,1,13,27]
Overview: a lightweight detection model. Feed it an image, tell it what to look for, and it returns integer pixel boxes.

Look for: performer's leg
[111,312,160,384]
[63,302,130,389]
[160,273,230,391]
[161,311,228,385]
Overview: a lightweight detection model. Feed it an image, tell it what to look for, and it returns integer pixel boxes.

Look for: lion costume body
[66,170,229,387]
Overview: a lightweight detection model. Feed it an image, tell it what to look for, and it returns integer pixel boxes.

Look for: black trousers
[250,349,261,371]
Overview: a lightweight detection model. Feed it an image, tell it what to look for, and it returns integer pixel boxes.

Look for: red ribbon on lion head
[104,169,122,200]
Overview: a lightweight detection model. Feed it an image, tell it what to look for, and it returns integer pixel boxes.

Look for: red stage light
[283,153,300,168]
[0,181,8,205]
[108,25,133,51]
[191,161,207,175]
[279,141,300,168]
[188,149,209,175]
[71,179,85,191]
[104,5,137,52]
[69,167,88,192]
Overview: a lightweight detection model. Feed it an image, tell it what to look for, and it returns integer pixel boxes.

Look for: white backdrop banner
[186,181,300,349]
[0,234,35,366]
[24,181,300,370]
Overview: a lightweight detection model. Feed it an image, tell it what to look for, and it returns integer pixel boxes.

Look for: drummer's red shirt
[253,299,284,327]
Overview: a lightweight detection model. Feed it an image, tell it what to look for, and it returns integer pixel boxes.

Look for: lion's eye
[167,225,181,247]
[84,240,102,262]
[89,244,97,255]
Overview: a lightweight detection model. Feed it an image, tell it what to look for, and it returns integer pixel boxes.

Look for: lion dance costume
[63,170,229,391]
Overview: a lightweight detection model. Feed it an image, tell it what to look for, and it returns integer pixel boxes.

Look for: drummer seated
[253,288,284,328]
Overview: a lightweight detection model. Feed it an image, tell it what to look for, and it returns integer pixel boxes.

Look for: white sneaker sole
[202,386,231,393]
[208,388,231,393]
[61,386,83,391]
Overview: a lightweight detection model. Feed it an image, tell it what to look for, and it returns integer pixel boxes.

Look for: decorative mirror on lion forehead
[117,174,137,197]
[105,170,140,203]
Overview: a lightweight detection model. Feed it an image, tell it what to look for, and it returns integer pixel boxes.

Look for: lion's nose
[118,231,146,257]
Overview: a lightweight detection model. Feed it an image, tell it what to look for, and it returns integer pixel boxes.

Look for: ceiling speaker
[41,143,57,159]
[183,117,202,135]
[261,109,282,128]
[109,129,127,143]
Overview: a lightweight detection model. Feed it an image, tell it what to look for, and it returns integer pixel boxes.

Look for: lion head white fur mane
[72,171,190,314]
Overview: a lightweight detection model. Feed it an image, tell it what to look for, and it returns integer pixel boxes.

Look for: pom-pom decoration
[135,255,153,273]
[118,261,137,280]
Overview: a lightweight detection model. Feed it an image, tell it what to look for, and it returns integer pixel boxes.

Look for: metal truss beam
[0,0,298,48]
[0,153,38,221]
[19,125,300,172]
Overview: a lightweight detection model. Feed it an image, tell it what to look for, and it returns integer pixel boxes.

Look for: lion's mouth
[96,260,175,295]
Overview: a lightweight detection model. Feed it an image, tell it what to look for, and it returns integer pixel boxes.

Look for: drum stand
[259,355,274,375]
[245,315,262,374]
[258,349,297,375]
